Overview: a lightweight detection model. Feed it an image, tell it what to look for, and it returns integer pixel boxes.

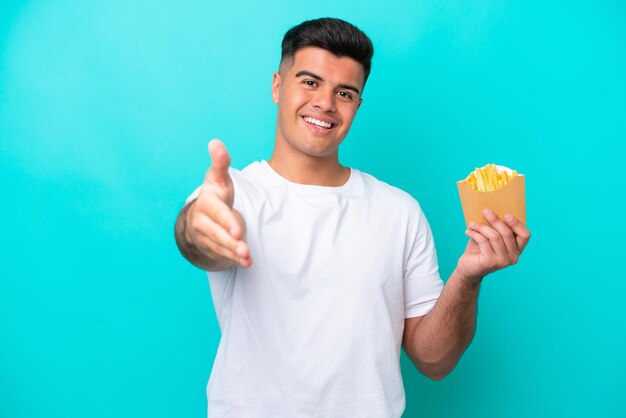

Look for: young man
[175,18,530,418]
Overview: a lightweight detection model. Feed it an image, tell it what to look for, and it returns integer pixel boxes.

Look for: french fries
[462,164,519,192]
[457,163,526,226]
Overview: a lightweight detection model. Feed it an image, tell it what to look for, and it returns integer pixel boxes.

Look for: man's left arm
[402,208,531,380]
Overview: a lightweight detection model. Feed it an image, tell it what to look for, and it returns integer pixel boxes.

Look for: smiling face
[271,47,365,163]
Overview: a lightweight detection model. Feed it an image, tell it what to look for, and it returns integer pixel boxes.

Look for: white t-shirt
[187,161,444,418]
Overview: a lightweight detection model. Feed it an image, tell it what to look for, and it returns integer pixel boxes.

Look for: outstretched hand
[456,209,531,285]
[186,139,252,269]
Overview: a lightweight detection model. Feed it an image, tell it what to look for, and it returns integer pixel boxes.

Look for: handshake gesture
[175,140,252,271]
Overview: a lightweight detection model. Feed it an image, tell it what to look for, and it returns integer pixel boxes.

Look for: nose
[311,87,336,112]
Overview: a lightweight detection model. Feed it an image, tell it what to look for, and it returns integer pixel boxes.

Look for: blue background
[1,1,625,417]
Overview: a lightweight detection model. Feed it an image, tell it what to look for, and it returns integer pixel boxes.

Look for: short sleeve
[184,186,201,206]
[403,208,444,318]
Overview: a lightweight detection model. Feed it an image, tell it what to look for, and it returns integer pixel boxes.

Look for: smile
[303,116,335,129]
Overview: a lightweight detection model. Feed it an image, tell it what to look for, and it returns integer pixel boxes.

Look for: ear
[271,72,281,104]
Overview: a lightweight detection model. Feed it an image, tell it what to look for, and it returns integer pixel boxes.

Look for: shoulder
[228,161,267,190]
[356,170,424,215]
[228,161,279,211]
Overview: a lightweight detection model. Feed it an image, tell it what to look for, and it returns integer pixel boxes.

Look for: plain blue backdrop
[1,1,625,417]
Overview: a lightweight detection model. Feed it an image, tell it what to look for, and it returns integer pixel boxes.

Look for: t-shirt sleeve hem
[184,187,201,206]
[404,299,438,319]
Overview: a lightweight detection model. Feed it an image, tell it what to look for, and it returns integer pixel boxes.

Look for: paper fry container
[457,167,526,226]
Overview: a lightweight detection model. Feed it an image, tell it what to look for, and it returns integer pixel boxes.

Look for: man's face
[272,47,364,160]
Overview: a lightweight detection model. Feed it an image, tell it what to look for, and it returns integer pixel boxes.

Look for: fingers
[204,139,234,208]
[206,139,231,185]
[502,213,531,252]
[480,208,520,259]
[190,205,252,268]
[464,228,495,259]
[187,139,250,268]
[467,224,508,262]
[459,209,531,279]
[467,209,531,267]
[203,192,241,237]
[201,217,251,266]
[190,187,251,268]
[201,230,252,268]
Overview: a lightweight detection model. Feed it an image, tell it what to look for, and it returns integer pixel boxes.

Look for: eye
[337,90,355,102]
[303,79,318,87]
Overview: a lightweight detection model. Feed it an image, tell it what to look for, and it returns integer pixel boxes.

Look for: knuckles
[500,255,518,267]
[189,216,204,235]
[501,229,514,240]
[483,254,518,272]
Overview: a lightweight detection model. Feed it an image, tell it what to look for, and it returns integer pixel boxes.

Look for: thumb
[206,139,231,184]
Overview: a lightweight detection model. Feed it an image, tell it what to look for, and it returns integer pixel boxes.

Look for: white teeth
[304,116,333,128]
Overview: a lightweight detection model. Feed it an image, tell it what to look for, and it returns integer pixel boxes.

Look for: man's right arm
[174,139,252,272]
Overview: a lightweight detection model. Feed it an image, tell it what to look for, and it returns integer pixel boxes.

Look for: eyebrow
[295,70,361,96]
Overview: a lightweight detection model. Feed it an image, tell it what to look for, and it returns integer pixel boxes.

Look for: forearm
[405,269,481,380]
[174,201,233,271]
[404,209,531,380]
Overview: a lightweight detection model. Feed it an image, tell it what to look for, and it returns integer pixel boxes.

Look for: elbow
[407,350,458,381]
[417,362,454,381]
[407,336,474,381]
[423,368,451,381]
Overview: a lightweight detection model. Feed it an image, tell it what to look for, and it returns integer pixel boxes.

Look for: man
[175,18,530,418]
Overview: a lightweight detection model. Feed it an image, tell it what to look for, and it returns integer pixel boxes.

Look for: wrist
[453,267,483,290]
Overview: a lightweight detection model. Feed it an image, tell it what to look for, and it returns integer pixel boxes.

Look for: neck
[268,151,350,187]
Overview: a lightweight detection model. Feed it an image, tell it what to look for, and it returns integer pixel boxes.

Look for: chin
[300,144,339,159]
